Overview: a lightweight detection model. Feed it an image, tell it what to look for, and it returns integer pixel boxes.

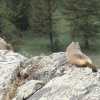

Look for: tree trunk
[0,18,1,35]
[84,38,89,49]
[47,0,54,51]
[49,31,54,51]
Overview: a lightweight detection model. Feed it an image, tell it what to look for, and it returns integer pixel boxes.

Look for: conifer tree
[29,0,56,51]
[10,0,30,31]
[0,0,16,38]
[62,0,100,49]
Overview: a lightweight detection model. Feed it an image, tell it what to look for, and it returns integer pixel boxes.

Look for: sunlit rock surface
[0,50,26,99]
[13,80,44,100]
[21,52,68,83]
[27,68,100,100]
[0,51,100,100]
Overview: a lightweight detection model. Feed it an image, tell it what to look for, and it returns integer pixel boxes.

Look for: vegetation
[61,0,100,49]
[0,0,100,65]
[29,0,57,51]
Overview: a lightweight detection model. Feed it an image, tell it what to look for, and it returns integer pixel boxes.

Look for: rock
[12,80,44,100]
[21,52,68,83]
[0,50,26,100]
[0,51,99,100]
[27,67,100,100]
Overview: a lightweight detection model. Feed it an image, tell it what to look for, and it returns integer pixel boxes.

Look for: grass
[17,34,52,57]
[90,54,100,68]
[86,42,100,68]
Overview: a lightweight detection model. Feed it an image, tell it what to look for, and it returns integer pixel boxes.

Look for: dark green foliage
[53,38,60,52]
[0,0,30,39]
[0,0,100,53]
[29,0,57,51]
[0,0,17,38]
[61,0,100,49]
[29,0,56,35]
[10,0,30,31]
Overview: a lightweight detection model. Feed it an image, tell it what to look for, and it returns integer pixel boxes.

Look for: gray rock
[0,51,99,100]
[12,80,44,100]
[22,52,68,83]
[0,50,26,99]
[27,68,100,100]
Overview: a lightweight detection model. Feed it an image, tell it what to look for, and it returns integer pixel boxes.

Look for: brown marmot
[0,37,12,50]
[66,42,97,72]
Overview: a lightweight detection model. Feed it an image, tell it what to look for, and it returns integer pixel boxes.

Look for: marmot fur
[0,38,12,50]
[66,42,97,72]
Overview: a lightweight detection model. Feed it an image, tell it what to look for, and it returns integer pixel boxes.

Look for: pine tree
[61,0,100,49]
[0,0,17,38]
[9,0,30,31]
[29,0,56,51]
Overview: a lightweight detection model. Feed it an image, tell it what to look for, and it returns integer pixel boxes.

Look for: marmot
[66,42,97,72]
[0,37,12,50]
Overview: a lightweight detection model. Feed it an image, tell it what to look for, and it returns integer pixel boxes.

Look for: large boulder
[21,52,68,83]
[0,51,100,100]
[0,50,26,99]
[27,67,100,100]
[12,80,44,100]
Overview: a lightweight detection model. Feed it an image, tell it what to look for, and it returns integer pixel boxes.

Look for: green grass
[87,39,100,68]
[90,54,100,68]
[15,31,71,57]
[17,34,52,57]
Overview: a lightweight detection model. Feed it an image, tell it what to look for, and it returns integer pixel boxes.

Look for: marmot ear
[71,41,74,44]
[77,41,79,44]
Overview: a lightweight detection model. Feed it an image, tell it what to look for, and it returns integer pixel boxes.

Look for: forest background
[0,0,100,67]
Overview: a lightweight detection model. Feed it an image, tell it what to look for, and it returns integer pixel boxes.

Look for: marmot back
[66,42,97,72]
[0,37,13,50]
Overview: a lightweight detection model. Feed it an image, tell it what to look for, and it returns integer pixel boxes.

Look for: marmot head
[67,41,80,51]
[6,43,13,51]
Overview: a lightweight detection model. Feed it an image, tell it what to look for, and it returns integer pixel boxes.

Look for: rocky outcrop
[0,51,100,100]
[27,67,100,100]
[0,50,26,100]
[20,52,68,83]
[13,80,44,100]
